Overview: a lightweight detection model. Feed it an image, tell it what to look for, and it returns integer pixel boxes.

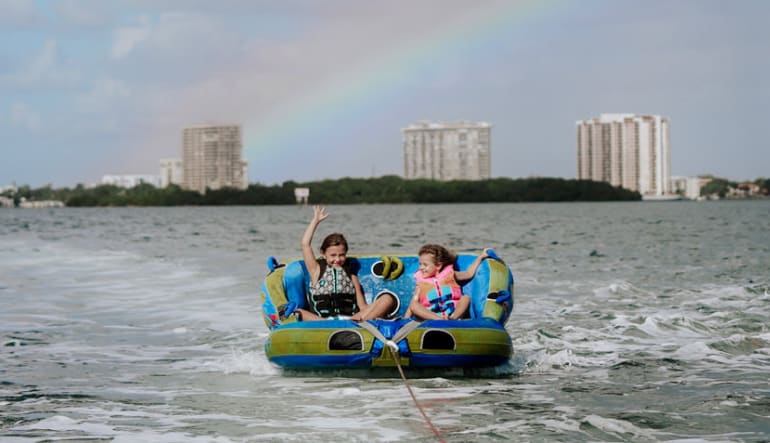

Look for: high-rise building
[402,121,491,181]
[182,124,248,193]
[576,114,670,197]
[159,158,183,188]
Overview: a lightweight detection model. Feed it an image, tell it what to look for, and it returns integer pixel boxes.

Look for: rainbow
[243,0,569,183]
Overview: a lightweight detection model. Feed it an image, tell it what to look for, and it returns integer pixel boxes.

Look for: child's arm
[301,206,328,282]
[454,248,492,282]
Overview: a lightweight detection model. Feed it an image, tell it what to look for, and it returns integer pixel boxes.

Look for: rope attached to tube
[355,320,445,441]
[387,342,446,443]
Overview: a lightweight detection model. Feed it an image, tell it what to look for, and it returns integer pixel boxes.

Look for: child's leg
[354,293,396,320]
[295,308,322,321]
[408,298,442,320]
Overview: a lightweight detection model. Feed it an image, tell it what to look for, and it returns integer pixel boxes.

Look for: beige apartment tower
[182,124,248,193]
[403,121,491,181]
[576,114,670,197]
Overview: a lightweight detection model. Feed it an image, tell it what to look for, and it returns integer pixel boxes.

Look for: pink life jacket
[413,266,463,315]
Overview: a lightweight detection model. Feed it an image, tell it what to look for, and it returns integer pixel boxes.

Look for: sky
[1,0,768,188]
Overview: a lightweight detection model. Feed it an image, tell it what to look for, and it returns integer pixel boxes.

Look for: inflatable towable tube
[259,253,514,369]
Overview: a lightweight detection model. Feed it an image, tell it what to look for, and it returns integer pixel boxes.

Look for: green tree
[700,178,734,198]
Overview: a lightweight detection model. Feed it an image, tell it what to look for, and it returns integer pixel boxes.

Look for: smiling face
[418,252,441,278]
[322,244,347,268]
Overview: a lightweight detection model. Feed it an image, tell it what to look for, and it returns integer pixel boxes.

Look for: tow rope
[356,320,445,442]
[386,345,445,442]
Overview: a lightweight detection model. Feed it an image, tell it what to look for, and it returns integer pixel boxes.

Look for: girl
[406,244,491,320]
[294,206,395,321]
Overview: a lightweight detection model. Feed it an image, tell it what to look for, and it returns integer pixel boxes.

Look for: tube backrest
[279,254,511,322]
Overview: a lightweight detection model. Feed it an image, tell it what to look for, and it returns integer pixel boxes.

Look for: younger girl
[294,206,395,321]
[406,244,491,320]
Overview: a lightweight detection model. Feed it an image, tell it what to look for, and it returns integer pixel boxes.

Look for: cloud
[0,0,42,27]
[76,77,131,111]
[111,15,151,59]
[56,0,110,28]
[110,11,237,62]
[87,1,520,163]
[9,102,41,131]
[5,0,766,187]
[0,39,80,89]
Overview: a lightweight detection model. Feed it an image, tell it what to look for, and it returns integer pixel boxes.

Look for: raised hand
[312,205,329,224]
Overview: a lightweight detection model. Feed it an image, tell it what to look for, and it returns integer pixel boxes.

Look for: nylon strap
[355,319,422,351]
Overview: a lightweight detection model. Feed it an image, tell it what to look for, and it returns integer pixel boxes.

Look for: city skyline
[1,0,768,188]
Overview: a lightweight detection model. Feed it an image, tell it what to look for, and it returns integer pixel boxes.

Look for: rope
[387,345,445,443]
[355,320,445,442]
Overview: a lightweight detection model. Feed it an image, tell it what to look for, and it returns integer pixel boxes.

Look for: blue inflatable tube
[259,253,515,370]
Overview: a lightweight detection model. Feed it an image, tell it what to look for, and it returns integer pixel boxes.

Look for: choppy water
[1,202,768,442]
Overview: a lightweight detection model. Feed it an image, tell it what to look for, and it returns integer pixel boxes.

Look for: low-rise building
[18,198,65,208]
[730,182,762,198]
[294,187,309,204]
[670,176,702,200]
[101,175,161,188]
[159,159,183,187]
[0,185,18,194]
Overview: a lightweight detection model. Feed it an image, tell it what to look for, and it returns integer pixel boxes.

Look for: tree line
[6,176,642,207]
[699,177,770,198]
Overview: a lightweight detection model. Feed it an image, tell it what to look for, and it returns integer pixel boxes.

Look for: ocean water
[1,201,768,442]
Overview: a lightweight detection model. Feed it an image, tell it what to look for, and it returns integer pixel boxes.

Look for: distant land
[3,175,768,208]
[4,176,640,207]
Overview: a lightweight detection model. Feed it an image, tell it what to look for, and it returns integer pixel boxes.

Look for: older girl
[294,206,395,321]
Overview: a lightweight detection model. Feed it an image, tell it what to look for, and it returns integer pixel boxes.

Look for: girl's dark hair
[320,233,348,253]
[418,244,457,268]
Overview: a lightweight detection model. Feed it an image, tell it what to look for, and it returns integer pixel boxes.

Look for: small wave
[200,349,279,376]
[11,414,113,435]
[11,413,240,443]
[610,314,712,340]
[709,334,769,355]
[582,414,655,440]
[519,348,605,373]
[593,281,652,299]
[672,341,727,361]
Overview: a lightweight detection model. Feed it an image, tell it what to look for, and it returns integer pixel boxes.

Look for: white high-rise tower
[402,121,491,181]
[576,114,670,197]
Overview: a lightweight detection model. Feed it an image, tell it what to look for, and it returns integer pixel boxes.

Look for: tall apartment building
[402,121,491,181]
[576,114,670,197]
[182,124,248,193]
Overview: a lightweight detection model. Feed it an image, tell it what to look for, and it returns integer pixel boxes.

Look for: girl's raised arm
[301,205,328,282]
[454,248,491,282]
